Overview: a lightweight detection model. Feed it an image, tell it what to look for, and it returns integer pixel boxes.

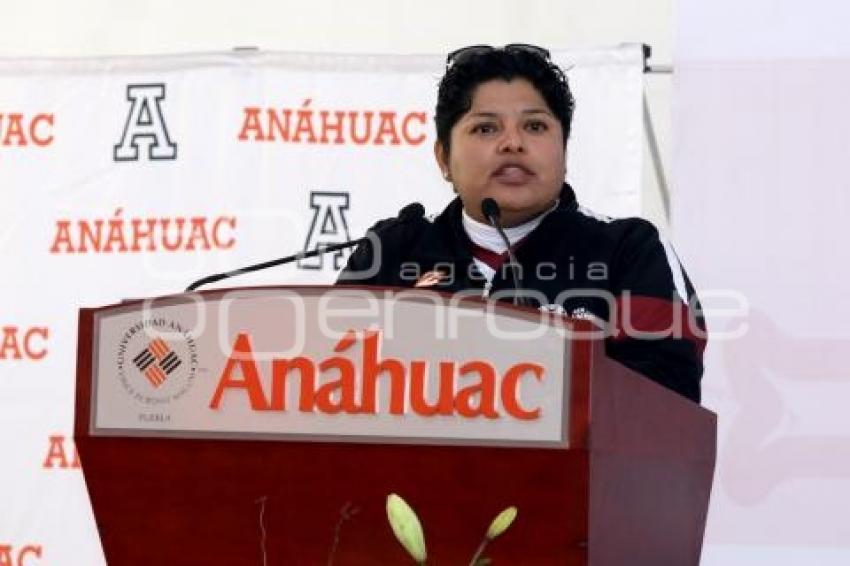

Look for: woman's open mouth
[492,164,534,184]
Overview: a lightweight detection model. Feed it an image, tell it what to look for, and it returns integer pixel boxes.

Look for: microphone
[185,202,425,292]
[481,198,501,224]
[480,198,528,307]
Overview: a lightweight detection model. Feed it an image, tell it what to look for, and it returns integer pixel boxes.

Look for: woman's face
[435,78,566,227]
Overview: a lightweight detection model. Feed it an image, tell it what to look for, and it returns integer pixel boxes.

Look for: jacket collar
[411,182,578,264]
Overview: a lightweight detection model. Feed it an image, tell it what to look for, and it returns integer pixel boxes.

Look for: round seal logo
[116,317,198,406]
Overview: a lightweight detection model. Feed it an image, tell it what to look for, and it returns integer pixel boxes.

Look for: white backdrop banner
[0,45,643,563]
[673,2,850,564]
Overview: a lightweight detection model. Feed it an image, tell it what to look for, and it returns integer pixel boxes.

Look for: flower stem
[468,537,489,566]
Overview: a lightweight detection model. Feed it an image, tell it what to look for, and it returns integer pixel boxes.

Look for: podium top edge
[80,284,598,330]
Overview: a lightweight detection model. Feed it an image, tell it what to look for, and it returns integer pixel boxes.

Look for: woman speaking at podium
[338,44,706,403]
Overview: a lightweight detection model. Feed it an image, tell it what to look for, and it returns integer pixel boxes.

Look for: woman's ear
[434,141,451,181]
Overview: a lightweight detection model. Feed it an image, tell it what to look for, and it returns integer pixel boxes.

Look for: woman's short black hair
[435,46,575,154]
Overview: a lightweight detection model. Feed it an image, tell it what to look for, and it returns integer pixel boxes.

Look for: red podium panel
[75,286,715,565]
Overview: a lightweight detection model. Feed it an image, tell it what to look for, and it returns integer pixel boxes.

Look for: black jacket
[337,184,705,403]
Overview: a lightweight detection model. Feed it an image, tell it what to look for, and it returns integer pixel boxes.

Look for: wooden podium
[74,286,715,565]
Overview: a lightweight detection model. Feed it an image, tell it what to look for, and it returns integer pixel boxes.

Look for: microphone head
[481,198,501,221]
[399,202,425,220]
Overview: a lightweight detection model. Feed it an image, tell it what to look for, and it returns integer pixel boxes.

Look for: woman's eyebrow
[465,111,500,119]
[466,108,553,118]
[522,107,554,116]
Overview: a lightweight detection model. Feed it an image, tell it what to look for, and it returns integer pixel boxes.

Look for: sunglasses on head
[446,44,551,68]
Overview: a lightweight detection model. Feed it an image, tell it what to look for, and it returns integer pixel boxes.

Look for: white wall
[3,0,674,229]
[674,1,850,563]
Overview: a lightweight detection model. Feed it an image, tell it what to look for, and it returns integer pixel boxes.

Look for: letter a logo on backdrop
[298,191,351,270]
[113,83,178,161]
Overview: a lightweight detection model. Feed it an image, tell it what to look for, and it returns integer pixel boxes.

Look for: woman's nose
[497,125,524,153]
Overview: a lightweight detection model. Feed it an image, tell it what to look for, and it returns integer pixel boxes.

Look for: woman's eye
[526,120,548,132]
[471,123,497,134]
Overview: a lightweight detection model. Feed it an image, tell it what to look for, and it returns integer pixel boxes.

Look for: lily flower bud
[486,506,518,540]
[386,493,427,564]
